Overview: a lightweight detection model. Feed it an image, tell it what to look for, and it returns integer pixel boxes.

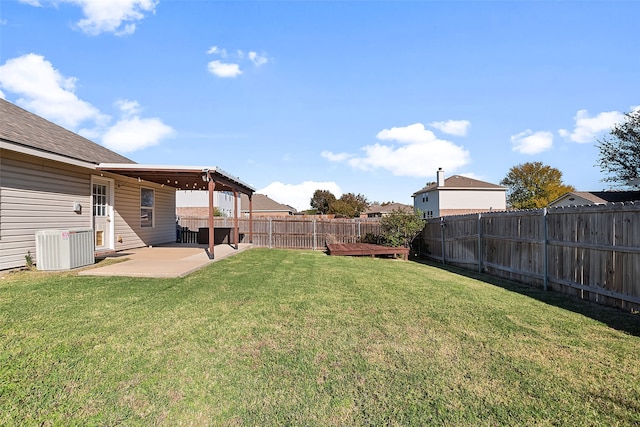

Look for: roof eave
[1,139,99,169]
[97,163,255,194]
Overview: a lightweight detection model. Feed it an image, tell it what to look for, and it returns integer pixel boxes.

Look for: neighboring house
[240,194,296,217]
[176,190,241,218]
[177,193,295,218]
[0,99,253,270]
[549,191,640,207]
[361,202,413,218]
[412,168,507,218]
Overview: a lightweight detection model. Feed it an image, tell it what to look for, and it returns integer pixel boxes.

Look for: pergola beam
[96,164,255,259]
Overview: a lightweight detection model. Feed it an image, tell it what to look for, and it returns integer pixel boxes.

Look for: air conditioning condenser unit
[35,228,95,271]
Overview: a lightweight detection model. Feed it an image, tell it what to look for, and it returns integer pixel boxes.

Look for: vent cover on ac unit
[35,229,95,270]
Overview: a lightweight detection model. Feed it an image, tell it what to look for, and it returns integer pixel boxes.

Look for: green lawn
[1,248,639,426]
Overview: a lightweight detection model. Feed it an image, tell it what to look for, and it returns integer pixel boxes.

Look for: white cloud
[0,53,174,153]
[0,53,106,128]
[559,109,626,143]
[328,123,470,178]
[115,98,142,117]
[429,119,471,137]
[102,115,174,153]
[21,0,157,36]
[206,45,269,78]
[510,130,554,155]
[321,151,352,162]
[207,60,242,78]
[248,51,268,67]
[99,99,174,152]
[206,46,227,57]
[376,122,437,144]
[258,181,343,212]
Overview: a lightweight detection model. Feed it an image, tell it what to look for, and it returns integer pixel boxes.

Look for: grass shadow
[411,257,640,337]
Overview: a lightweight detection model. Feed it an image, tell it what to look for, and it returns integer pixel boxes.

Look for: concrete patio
[79,243,252,278]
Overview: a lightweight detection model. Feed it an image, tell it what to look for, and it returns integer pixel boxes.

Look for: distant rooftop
[413,175,505,196]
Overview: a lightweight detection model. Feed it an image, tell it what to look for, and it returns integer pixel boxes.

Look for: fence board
[417,204,640,312]
[178,216,382,251]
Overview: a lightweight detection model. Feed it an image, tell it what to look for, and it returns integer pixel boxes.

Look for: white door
[92,180,112,250]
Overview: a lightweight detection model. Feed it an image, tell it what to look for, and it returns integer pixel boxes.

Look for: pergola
[97,164,255,259]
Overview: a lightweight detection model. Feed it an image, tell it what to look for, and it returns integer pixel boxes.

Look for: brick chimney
[437,168,445,187]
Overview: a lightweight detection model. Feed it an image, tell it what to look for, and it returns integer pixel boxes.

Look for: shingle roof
[412,175,505,196]
[558,191,640,205]
[240,194,296,213]
[364,202,413,215]
[0,98,133,165]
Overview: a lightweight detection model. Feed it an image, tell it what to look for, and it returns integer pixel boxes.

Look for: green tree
[310,189,336,214]
[380,208,425,248]
[500,162,575,209]
[329,193,369,218]
[596,110,640,185]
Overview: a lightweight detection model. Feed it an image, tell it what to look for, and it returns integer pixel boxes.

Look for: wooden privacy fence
[416,204,640,312]
[178,216,382,250]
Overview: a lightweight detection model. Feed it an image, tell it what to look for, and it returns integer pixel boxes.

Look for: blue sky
[1,0,638,211]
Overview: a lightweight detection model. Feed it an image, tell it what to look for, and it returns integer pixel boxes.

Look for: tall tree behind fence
[416,204,640,312]
[179,216,382,250]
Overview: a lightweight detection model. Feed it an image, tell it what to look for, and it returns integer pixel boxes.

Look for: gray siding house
[0,99,253,270]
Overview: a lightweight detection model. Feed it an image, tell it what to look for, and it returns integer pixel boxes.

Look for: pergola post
[233,189,239,250]
[208,178,216,259]
[249,194,253,243]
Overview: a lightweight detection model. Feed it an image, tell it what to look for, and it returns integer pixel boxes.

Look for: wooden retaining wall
[178,216,382,250]
[416,204,640,312]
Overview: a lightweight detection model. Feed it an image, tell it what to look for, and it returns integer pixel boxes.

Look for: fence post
[543,208,548,291]
[313,218,317,251]
[440,217,446,265]
[478,213,482,273]
[357,219,361,240]
[269,217,273,249]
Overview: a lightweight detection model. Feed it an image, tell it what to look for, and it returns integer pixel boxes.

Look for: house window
[423,196,428,202]
[141,187,155,228]
[93,183,107,216]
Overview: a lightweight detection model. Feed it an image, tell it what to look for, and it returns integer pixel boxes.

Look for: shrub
[359,232,381,244]
[380,209,425,248]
